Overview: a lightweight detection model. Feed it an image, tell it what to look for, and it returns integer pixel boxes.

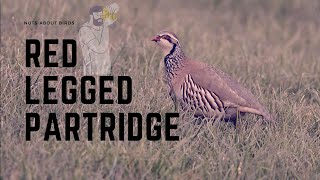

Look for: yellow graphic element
[102,3,119,21]
[102,7,117,21]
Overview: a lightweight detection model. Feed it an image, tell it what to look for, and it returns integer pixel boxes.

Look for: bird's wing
[184,60,268,114]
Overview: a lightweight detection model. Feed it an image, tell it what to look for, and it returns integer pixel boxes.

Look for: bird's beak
[151,35,161,42]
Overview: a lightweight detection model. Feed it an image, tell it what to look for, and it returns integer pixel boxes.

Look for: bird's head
[151,31,180,55]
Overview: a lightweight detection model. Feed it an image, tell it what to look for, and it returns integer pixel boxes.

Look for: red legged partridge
[151,30,274,123]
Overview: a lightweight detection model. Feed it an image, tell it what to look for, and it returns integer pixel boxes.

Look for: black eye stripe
[161,35,170,40]
[161,35,173,42]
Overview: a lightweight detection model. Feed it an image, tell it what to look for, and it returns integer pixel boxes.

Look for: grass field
[1,0,320,179]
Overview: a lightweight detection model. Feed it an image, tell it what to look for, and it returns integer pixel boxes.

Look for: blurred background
[1,0,320,179]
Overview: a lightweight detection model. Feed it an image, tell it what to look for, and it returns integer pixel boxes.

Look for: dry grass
[1,0,320,179]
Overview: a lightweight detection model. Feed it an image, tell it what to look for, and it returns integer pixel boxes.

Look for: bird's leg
[169,91,178,112]
[223,107,238,128]
[217,113,224,122]
[174,100,179,112]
